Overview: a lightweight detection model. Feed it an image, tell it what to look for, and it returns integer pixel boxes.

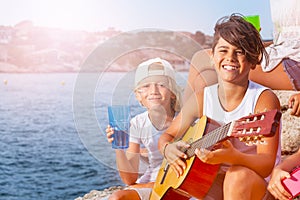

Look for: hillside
[0,22,212,73]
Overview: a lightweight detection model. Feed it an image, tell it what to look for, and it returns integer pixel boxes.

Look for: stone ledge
[75,186,124,200]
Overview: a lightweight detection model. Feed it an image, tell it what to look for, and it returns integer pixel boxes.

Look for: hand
[289,93,300,117]
[195,140,235,165]
[267,168,292,200]
[164,140,190,177]
[106,125,114,143]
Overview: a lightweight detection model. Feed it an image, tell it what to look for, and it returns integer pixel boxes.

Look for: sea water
[0,72,187,200]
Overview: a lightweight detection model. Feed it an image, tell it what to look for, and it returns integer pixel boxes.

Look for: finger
[278,184,292,200]
[176,140,191,150]
[268,183,282,200]
[107,138,114,143]
[221,140,232,148]
[106,128,115,142]
[288,96,294,108]
[174,159,186,177]
[290,103,297,115]
[296,106,300,117]
[195,148,209,162]
[270,182,290,200]
[173,142,189,159]
[169,158,186,177]
[106,129,114,138]
[267,184,277,199]
[175,149,188,159]
[164,143,185,161]
[167,153,186,168]
[170,164,180,178]
[294,101,300,116]
[176,158,187,171]
[290,97,299,115]
[106,126,114,133]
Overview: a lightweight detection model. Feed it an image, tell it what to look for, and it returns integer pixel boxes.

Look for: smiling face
[213,37,256,85]
[211,14,268,68]
[135,76,176,111]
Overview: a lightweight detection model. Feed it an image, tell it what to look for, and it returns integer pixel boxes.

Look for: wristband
[163,142,169,159]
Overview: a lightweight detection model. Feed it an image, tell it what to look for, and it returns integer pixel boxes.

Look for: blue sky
[0,0,273,39]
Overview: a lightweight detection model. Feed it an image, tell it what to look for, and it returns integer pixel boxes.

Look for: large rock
[273,90,300,154]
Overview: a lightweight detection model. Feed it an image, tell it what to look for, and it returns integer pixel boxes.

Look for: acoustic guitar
[150,109,282,200]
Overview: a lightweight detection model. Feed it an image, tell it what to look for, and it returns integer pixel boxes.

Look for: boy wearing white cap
[106,58,182,200]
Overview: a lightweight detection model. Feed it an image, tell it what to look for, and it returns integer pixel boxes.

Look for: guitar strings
[184,123,232,158]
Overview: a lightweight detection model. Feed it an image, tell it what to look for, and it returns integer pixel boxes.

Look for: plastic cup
[107,105,130,149]
[243,15,261,32]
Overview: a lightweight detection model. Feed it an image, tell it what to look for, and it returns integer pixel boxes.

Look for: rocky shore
[76,90,300,200]
[75,186,124,200]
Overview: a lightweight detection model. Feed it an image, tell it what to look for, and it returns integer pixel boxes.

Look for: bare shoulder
[181,89,205,121]
[191,49,213,71]
[255,89,281,112]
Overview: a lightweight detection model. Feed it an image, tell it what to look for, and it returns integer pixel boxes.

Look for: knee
[108,190,125,200]
[224,166,267,199]
[225,166,256,187]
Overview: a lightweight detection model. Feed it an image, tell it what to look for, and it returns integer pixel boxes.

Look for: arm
[268,148,300,200]
[106,125,140,185]
[183,60,201,102]
[183,49,216,102]
[115,143,141,185]
[263,39,273,47]
[235,90,281,177]
[158,91,203,177]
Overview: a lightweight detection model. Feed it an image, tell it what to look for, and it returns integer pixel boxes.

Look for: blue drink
[108,105,130,149]
[112,128,129,149]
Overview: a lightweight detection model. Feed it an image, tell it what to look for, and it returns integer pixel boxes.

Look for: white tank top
[203,81,281,180]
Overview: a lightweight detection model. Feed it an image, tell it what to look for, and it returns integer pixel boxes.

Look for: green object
[244,15,261,32]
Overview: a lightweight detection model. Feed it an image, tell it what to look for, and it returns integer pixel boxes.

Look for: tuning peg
[249,128,254,133]
[239,137,247,143]
[256,127,261,133]
[242,129,247,135]
[245,141,254,146]
[259,140,267,145]
[253,137,259,145]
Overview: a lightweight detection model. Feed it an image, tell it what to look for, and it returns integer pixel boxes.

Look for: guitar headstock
[228,109,282,145]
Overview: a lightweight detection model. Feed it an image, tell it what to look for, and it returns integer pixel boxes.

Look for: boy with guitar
[156,14,281,200]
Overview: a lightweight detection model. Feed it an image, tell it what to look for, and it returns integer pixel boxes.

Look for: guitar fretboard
[184,122,232,158]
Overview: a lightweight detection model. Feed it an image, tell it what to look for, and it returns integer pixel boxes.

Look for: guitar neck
[184,122,232,158]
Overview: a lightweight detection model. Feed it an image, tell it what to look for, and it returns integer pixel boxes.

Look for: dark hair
[212,13,269,66]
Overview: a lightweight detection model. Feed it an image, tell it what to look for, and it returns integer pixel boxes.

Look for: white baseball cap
[134,57,176,88]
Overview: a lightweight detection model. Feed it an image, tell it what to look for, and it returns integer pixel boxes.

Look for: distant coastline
[0,21,213,73]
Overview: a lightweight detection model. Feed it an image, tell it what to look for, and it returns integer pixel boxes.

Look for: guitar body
[150,116,221,200]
